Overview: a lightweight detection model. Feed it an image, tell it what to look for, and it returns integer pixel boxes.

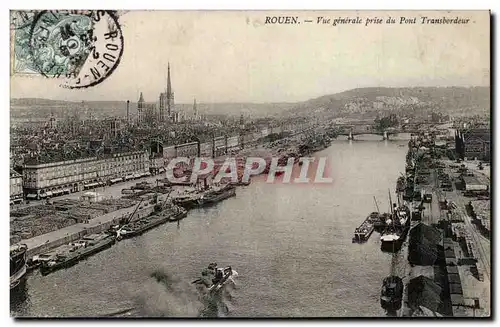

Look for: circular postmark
[28,10,124,89]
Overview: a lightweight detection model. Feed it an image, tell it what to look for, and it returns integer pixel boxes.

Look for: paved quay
[20,199,159,258]
[12,173,168,211]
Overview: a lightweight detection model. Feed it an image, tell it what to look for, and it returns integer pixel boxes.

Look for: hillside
[287,86,490,118]
[10,86,490,119]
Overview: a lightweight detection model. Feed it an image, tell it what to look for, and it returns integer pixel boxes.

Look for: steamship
[10,244,27,290]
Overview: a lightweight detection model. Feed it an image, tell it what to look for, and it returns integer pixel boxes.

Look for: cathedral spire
[138,92,144,103]
[165,62,175,119]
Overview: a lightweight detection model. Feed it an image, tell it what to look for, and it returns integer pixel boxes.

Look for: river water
[11,135,409,318]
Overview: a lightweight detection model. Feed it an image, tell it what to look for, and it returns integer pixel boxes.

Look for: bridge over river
[146,120,438,162]
[333,122,437,140]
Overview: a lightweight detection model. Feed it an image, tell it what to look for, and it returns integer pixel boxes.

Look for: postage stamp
[11,10,124,89]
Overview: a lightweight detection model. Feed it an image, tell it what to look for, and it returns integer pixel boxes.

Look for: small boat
[192,263,234,293]
[162,207,188,222]
[380,276,404,311]
[27,252,56,272]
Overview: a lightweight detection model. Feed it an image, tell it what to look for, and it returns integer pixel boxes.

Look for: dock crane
[153,189,174,213]
[111,199,144,239]
[373,196,381,214]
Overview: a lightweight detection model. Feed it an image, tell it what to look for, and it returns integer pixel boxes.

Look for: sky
[10,10,490,103]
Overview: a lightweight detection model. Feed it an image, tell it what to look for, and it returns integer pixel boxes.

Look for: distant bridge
[332,122,436,140]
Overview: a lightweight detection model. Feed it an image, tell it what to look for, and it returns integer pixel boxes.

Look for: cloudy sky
[10,10,490,103]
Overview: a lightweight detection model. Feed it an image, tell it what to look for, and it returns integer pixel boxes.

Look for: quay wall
[26,218,120,258]
[161,122,314,160]
[24,204,156,258]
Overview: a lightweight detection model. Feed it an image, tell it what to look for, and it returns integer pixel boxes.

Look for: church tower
[137,92,145,124]
[193,98,198,120]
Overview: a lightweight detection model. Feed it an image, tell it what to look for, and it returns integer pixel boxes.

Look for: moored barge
[380,275,404,312]
[40,233,116,275]
[352,212,380,243]
[118,206,187,239]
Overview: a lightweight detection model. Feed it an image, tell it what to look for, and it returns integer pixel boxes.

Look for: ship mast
[373,196,381,213]
[389,188,397,261]
[124,199,144,225]
[388,189,393,214]
[156,189,174,212]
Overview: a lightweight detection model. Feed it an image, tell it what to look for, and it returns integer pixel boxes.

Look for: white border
[3,0,497,326]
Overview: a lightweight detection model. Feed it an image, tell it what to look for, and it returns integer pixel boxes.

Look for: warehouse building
[461,176,488,192]
[23,150,150,200]
[10,169,23,204]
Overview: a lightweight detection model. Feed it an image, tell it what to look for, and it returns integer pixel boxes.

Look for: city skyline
[10,11,489,103]
[10,84,490,105]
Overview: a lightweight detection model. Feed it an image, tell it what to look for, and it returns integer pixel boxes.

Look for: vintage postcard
[10,10,491,318]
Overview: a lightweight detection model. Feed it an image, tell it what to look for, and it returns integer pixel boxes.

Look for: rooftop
[10,169,21,178]
[462,175,485,185]
[463,129,490,143]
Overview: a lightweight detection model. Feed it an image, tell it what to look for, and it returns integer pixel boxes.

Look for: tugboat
[380,206,411,253]
[10,244,27,290]
[199,183,236,206]
[172,191,203,209]
[192,263,234,293]
[380,275,404,311]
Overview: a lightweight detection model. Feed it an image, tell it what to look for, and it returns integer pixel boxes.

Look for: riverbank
[14,125,332,267]
[12,137,405,317]
[19,195,165,258]
[394,136,490,317]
